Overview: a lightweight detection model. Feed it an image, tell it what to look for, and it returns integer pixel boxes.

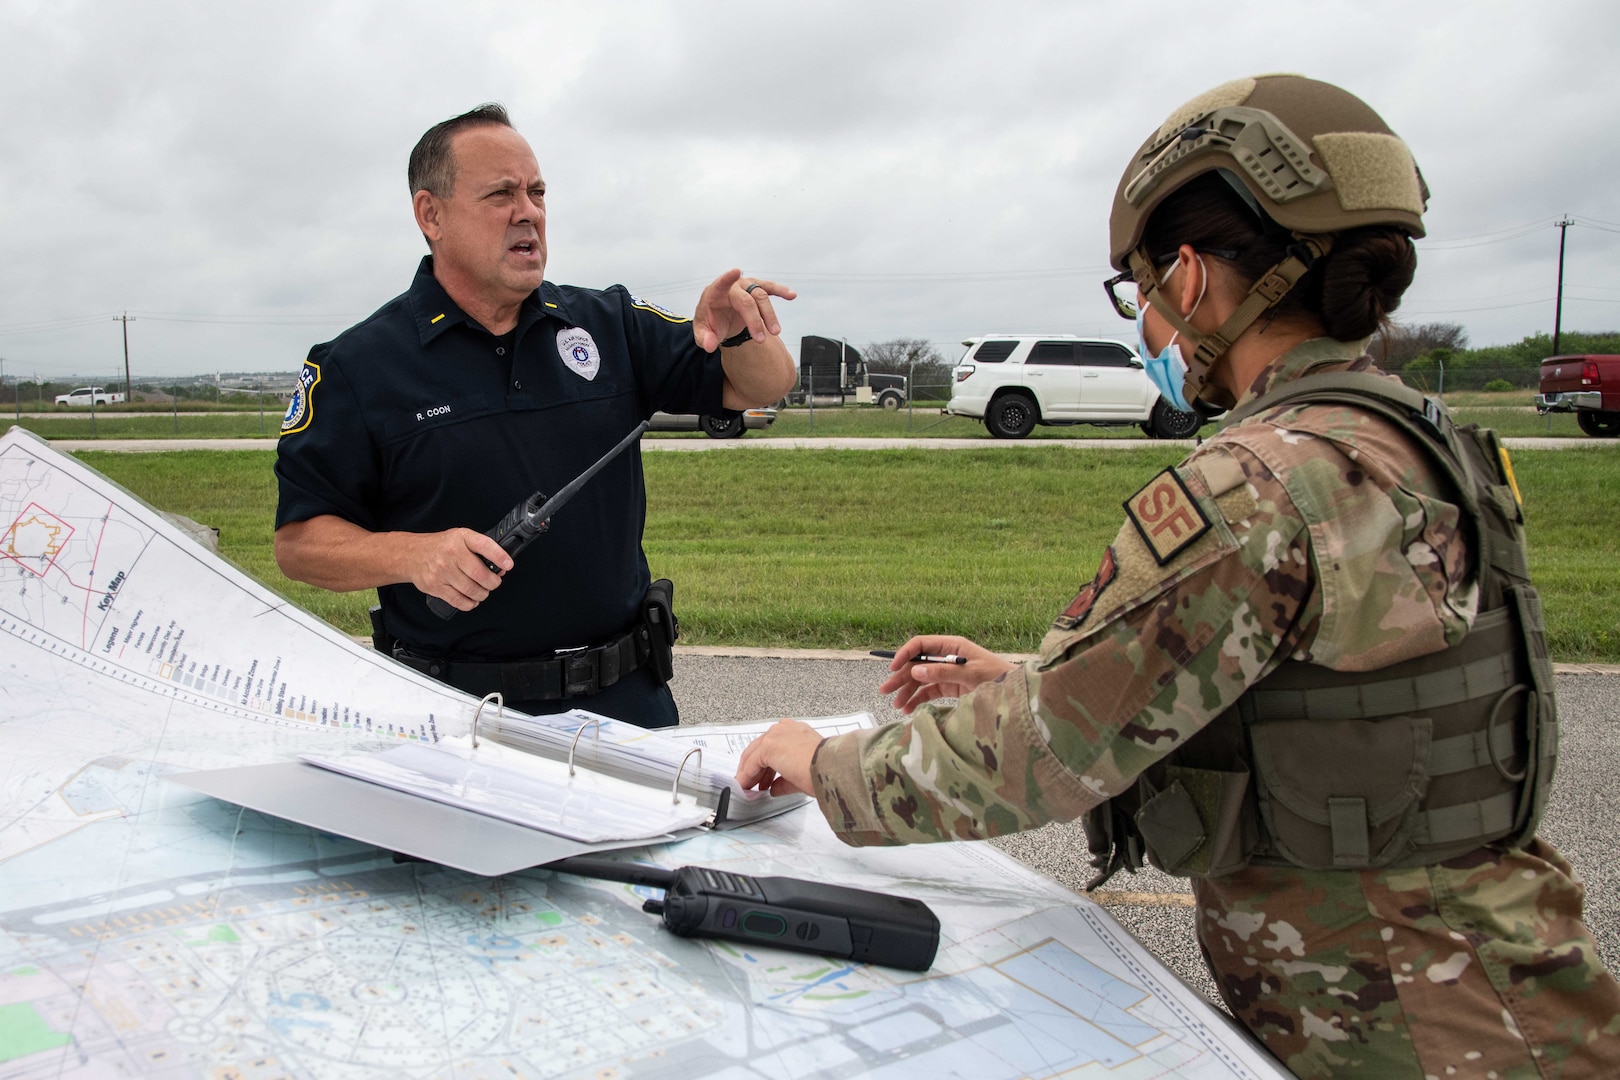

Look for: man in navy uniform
[274,104,796,728]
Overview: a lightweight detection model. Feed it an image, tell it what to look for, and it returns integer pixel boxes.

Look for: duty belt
[392,628,647,702]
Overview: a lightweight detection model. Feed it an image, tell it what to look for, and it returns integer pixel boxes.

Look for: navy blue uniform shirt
[275,256,725,668]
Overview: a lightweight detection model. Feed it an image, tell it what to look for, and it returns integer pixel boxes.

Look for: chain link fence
[0,375,295,437]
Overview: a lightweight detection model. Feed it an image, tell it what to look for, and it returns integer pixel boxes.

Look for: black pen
[870,650,969,665]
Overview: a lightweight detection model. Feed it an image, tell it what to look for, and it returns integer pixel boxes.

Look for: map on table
[0,426,1284,1079]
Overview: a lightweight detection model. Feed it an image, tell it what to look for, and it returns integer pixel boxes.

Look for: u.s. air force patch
[630,294,689,324]
[280,360,321,436]
[556,327,600,381]
[1124,467,1211,565]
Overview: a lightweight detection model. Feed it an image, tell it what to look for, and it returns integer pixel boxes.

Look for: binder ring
[568,717,602,777]
[672,747,703,805]
[471,692,503,750]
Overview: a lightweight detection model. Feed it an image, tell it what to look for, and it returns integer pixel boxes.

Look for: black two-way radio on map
[426,420,651,620]
[548,856,941,972]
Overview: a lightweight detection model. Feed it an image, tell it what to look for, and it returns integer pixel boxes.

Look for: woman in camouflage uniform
[738,75,1620,1077]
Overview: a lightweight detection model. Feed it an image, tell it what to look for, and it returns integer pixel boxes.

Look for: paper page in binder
[655,713,882,826]
[302,739,713,843]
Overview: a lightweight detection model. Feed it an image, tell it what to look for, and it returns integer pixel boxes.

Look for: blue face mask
[1135,255,1206,413]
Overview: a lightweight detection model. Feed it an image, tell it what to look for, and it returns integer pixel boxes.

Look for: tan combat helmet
[1109,75,1429,408]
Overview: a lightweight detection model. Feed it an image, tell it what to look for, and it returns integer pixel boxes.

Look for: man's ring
[745,283,765,294]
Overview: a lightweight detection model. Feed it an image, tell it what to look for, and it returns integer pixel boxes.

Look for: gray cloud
[1,0,1616,381]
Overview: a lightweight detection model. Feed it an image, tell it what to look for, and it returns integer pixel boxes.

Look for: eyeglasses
[1103,249,1239,320]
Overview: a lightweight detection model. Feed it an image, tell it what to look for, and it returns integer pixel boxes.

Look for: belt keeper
[564,652,598,698]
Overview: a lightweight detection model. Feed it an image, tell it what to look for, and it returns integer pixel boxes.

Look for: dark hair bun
[1317,228,1417,340]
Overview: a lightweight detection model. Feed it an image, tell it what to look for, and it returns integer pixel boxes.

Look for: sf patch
[1054,545,1117,630]
[1124,468,1211,565]
[280,360,321,436]
[556,327,601,381]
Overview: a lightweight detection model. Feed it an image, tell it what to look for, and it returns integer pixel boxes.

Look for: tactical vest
[1081,372,1557,887]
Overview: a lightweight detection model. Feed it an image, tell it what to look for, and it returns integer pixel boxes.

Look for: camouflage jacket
[811,337,1477,846]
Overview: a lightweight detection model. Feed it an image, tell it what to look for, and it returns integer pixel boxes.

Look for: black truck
[784,336,908,408]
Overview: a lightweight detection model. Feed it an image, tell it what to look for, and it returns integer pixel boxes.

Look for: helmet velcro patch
[1153,77,1255,143]
[1312,132,1425,214]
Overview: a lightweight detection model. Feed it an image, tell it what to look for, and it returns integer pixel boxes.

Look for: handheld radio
[548,856,941,972]
[426,420,650,620]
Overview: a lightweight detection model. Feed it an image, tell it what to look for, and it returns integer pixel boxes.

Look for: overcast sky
[2,0,1616,382]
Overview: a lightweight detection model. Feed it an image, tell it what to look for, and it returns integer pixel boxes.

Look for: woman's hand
[735,719,825,797]
[877,636,1015,714]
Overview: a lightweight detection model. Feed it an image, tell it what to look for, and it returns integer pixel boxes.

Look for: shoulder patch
[1053,546,1116,631]
[629,294,690,324]
[1124,467,1212,565]
[280,360,321,436]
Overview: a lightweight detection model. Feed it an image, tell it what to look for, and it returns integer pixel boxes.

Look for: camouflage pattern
[1197,839,1620,1078]
[809,336,1620,1075]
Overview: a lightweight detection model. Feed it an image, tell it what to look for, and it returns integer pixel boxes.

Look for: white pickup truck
[54,386,126,407]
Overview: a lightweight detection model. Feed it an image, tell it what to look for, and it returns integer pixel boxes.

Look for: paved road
[668,651,1620,1009]
[42,435,1619,452]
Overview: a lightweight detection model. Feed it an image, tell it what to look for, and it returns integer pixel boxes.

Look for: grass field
[75,445,1620,662]
[16,399,1596,440]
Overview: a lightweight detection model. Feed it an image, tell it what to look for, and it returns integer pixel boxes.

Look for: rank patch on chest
[1054,545,1117,631]
[1124,468,1211,565]
[279,360,321,436]
[556,327,601,381]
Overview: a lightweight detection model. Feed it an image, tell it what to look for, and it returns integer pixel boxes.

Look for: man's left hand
[735,718,824,797]
[693,268,797,352]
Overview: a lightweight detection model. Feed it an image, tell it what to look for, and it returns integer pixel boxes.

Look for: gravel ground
[671,654,1620,1011]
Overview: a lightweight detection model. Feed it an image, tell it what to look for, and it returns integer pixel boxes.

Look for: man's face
[421,125,547,305]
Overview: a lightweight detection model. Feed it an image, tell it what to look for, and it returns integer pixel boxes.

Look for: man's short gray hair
[408,103,513,198]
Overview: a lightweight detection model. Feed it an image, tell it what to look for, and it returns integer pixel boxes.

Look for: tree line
[1369,323,1620,392]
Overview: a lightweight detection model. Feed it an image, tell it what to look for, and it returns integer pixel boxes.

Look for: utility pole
[1553,217,1573,356]
[114,312,136,401]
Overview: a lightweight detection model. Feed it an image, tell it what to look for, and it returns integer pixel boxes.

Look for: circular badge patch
[280,360,322,436]
[556,327,600,382]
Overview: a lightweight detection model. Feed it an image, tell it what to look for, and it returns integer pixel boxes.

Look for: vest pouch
[1081,799,1146,891]
[1134,764,1255,878]
[1249,716,1432,870]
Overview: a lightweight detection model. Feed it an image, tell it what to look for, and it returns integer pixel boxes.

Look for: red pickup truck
[1536,354,1620,437]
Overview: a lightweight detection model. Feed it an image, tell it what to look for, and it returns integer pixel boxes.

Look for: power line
[0,313,120,337]
[1417,219,1552,246]
[1399,296,1556,316]
[0,310,366,336]
[1417,222,1551,251]
[635,265,1108,294]
[129,310,366,325]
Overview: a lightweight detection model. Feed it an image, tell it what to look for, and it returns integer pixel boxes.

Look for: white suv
[946,335,1202,439]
